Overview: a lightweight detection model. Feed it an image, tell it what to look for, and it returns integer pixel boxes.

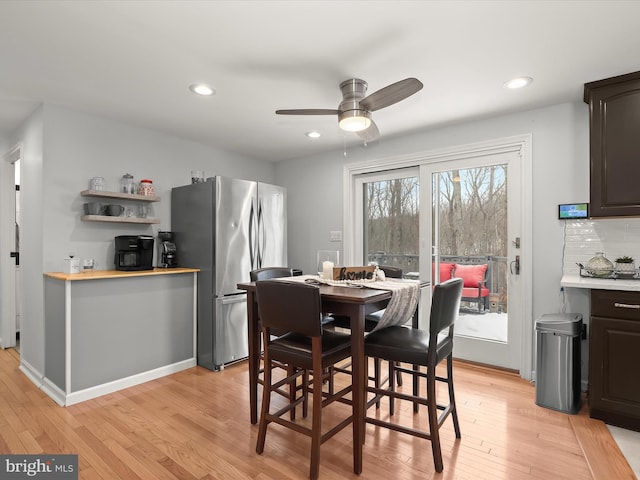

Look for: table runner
[273,275,419,331]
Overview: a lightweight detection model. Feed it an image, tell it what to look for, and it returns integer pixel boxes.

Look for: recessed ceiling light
[189,83,215,96]
[504,76,533,89]
[305,131,321,138]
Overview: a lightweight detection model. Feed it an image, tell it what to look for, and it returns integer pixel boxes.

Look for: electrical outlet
[330,230,342,242]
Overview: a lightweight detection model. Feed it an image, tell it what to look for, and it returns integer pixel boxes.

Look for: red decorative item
[137,179,154,196]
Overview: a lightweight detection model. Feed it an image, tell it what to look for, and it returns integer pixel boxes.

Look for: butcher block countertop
[44,267,199,281]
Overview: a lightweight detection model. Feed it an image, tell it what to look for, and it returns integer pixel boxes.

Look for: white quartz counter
[561,274,640,291]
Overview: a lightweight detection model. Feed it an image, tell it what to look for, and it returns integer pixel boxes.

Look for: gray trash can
[535,313,583,414]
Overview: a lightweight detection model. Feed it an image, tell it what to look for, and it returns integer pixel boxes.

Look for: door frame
[0,144,20,349]
[343,134,533,379]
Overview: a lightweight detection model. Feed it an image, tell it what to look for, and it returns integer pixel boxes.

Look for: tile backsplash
[563,218,640,275]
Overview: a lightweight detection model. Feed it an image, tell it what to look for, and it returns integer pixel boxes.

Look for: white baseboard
[19,358,44,388]
[17,352,196,407]
[63,357,196,406]
[41,377,66,406]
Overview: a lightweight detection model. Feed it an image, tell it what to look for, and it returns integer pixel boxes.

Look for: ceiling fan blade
[357,120,380,143]
[275,109,339,115]
[359,78,423,112]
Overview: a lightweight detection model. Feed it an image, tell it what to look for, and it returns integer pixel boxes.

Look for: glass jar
[586,252,614,277]
[137,179,154,196]
[120,173,135,194]
[89,177,105,191]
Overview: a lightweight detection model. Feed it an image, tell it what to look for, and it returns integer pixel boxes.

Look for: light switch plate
[330,230,342,242]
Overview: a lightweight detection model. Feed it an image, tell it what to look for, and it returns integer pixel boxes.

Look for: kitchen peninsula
[43,268,199,406]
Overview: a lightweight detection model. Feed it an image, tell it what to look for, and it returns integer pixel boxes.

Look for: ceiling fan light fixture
[338,110,371,132]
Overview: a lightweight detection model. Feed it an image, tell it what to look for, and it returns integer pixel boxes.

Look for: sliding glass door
[348,141,527,372]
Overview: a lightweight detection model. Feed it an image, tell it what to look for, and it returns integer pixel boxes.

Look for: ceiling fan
[275,77,423,142]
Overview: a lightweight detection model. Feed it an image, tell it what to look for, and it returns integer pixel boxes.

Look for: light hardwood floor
[0,348,634,479]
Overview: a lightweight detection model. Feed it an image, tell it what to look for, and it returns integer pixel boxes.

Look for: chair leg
[395,361,403,386]
[256,357,272,455]
[389,360,396,416]
[426,366,444,472]
[413,364,420,413]
[310,360,323,480]
[287,365,296,420]
[328,366,335,395]
[374,358,381,408]
[447,356,461,438]
[302,369,309,419]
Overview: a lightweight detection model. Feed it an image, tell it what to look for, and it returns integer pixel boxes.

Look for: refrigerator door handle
[257,199,265,268]
[249,200,257,270]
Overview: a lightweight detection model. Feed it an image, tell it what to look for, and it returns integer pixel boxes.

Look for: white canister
[66,257,82,274]
[90,177,105,191]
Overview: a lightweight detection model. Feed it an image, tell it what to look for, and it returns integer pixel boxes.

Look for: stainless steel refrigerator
[171,176,287,371]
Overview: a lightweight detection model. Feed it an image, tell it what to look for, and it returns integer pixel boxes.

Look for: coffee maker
[114,235,154,271]
[158,231,177,268]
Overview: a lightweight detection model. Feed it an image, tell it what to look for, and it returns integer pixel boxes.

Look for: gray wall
[7,107,44,374]
[276,101,591,372]
[6,104,276,379]
[2,99,595,384]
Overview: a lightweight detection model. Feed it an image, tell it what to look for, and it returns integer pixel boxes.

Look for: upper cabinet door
[585,71,640,217]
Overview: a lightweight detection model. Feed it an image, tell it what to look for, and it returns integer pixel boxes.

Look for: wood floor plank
[570,407,636,480]
[0,348,634,479]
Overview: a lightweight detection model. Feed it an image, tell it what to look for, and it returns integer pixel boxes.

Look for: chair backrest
[250,267,294,281]
[429,278,463,336]
[255,280,323,337]
[380,265,403,279]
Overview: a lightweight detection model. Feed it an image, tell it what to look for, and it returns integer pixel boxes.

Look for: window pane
[364,176,419,278]
[433,165,508,343]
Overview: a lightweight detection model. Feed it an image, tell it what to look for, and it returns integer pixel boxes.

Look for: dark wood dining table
[237,279,394,475]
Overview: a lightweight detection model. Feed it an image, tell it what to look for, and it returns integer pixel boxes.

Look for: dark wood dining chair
[250,266,294,282]
[250,267,300,417]
[255,280,353,480]
[364,277,463,473]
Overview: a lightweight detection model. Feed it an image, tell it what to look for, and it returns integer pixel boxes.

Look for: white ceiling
[2,1,640,163]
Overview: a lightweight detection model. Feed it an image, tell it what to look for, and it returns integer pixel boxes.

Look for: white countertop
[561,274,640,291]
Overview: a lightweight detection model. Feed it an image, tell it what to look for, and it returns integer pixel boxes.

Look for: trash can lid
[535,313,583,335]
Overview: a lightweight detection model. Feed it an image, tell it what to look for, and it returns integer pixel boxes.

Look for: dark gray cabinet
[589,289,640,431]
[584,71,640,217]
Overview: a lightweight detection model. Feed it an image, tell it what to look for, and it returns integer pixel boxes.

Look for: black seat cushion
[364,325,453,366]
[269,330,352,370]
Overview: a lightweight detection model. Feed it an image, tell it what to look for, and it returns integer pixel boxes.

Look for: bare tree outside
[437,166,507,258]
[436,165,508,313]
[365,176,419,274]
